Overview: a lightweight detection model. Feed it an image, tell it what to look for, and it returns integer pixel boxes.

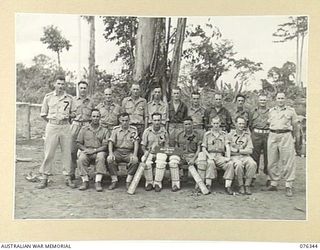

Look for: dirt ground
[15,139,306,220]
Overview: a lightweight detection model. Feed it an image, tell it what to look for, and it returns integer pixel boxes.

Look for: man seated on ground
[107,112,139,190]
[174,116,206,191]
[76,109,110,192]
[202,116,234,194]
[141,113,169,191]
[228,116,257,195]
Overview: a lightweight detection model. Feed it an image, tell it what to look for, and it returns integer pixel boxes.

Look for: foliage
[267,61,296,87]
[16,54,76,104]
[101,16,138,75]
[40,25,72,67]
[233,58,263,86]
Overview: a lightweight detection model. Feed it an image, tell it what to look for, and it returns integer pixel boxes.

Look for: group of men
[36,75,299,197]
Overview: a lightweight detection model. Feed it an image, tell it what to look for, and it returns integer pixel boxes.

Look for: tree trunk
[133,17,166,100]
[169,18,187,94]
[88,16,96,96]
[299,33,305,88]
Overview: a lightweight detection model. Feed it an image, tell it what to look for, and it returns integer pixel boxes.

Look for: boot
[36,179,48,189]
[79,181,89,191]
[245,185,252,195]
[95,182,103,192]
[239,185,245,195]
[66,177,76,189]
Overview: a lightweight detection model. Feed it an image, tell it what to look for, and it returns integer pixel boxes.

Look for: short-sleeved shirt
[122,97,147,125]
[73,96,95,122]
[40,91,75,121]
[268,106,298,131]
[76,125,110,149]
[202,130,228,153]
[230,106,251,129]
[96,102,121,127]
[176,130,203,154]
[147,100,168,124]
[109,125,139,150]
[204,106,232,131]
[228,130,253,154]
[141,126,168,153]
[250,107,269,130]
[168,101,188,124]
[188,106,206,126]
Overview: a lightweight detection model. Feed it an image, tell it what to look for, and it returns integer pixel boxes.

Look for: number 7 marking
[64,101,70,111]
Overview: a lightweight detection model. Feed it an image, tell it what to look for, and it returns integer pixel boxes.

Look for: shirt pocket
[135,104,145,115]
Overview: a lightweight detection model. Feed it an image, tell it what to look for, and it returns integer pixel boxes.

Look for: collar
[128,96,142,102]
[77,96,90,101]
[233,129,249,137]
[183,129,196,137]
[88,124,102,131]
[103,101,115,106]
[151,100,164,105]
[54,91,67,97]
[151,126,166,133]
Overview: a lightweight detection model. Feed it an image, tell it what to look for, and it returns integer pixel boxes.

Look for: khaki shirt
[109,125,139,150]
[268,106,298,131]
[147,100,168,124]
[96,102,121,127]
[40,91,75,120]
[141,126,168,153]
[250,107,269,130]
[176,130,203,154]
[76,125,110,149]
[202,130,228,153]
[122,97,147,125]
[230,106,251,128]
[228,130,253,154]
[204,106,232,131]
[74,96,95,122]
[188,106,206,126]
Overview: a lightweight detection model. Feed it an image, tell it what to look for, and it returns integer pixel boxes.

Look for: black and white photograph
[15,13,308,220]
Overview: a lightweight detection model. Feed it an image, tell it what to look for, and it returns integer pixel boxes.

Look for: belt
[73,120,90,126]
[49,119,69,125]
[208,150,224,154]
[253,128,269,134]
[270,129,291,134]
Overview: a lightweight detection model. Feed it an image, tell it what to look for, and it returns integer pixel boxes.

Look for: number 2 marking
[64,101,70,111]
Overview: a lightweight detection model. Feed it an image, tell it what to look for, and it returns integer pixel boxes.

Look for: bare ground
[15,139,306,220]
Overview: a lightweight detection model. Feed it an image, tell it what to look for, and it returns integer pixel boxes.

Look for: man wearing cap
[107,112,139,190]
[174,117,206,191]
[121,83,147,137]
[204,93,232,132]
[168,87,188,147]
[202,116,234,194]
[249,93,270,186]
[96,87,121,130]
[264,92,298,197]
[70,81,95,181]
[230,94,251,130]
[146,86,168,127]
[141,113,169,191]
[228,116,257,195]
[76,109,109,192]
[36,75,76,189]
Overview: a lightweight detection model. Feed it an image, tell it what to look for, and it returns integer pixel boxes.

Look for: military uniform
[141,126,168,188]
[204,106,232,132]
[249,106,270,175]
[96,101,121,129]
[188,105,206,135]
[168,101,188,146]
[122,97,147,136]
[107,125,139,184]
[267,106,298,189]
[146,100,168,126]
[202,130,234,187]
[230,106,251,130]
[76,125,110,179]
[70,96,95,177]
[227,129,257,189]
[39,91,75,177]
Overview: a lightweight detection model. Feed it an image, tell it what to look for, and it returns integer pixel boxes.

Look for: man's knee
[96,152,107,163]
[169,155,180,168]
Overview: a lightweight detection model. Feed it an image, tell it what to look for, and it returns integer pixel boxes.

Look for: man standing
[146,86,168,127]
[168,87,188,146]
[70,81,95,181]
[174,117,206,191]
[188,92,206,134]
[36,75,76,189]
[228,116,257,195]
[76,109,109,192]
[249,94,270,186]
[264,92,298,197]
[141,113,169,191]
[122,83,147,137]
[230,94,251,130]
[202,116,234,194]
[204,93,232,132]
[96,87,121,130]
[107,112,139,190]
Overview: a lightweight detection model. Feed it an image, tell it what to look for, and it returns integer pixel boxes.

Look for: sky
[15,13,308,90]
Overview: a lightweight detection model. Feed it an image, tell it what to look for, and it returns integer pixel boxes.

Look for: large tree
[273,16,308,87]
[40,25,72,68]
